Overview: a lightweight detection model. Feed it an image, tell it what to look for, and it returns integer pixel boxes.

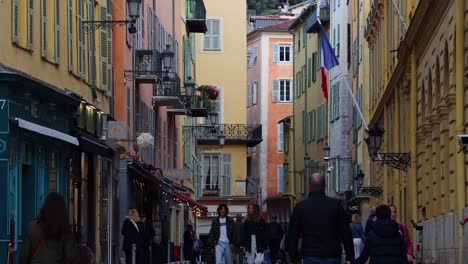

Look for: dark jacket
[18,220,74,264]
[233,220,245,246]
[287,191,354,262]
[183,230,193,258]
[121,217,143,251]
[354,219,408,264]
[208,217,235,246]
[365,214,375,236]
[243,218,268,253]
[350,223,365,240]
[269,221,284,241]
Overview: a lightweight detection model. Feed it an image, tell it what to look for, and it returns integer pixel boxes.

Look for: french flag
[319,23,339,101]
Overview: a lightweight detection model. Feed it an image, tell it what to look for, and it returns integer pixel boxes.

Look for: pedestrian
[353,204,408,264]
[364,206,376,236]
[69,244,95,264]
[139,214,155,264]
[184,225,194,262]
[18,192,75,264]
[208,203,235,264]
[192,234,203,263]
[233,214,245,264]
[242,204,268,264]
[390,204,415,263]
[287,173,354,264]
[121,208,143,264]
[350,214,365,259]
[268,216,284,264]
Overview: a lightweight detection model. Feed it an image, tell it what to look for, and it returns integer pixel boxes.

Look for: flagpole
[317,18,369,131]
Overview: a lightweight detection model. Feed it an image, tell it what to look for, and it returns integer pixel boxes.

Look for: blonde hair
[351,214,361,224]
[129,209,140,222]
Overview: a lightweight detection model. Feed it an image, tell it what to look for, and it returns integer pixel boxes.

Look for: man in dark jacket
[232,214,245,264]
[269,216,284,264]
[208,203,235,264]
[354,204,408,264]
[287,173,354,264]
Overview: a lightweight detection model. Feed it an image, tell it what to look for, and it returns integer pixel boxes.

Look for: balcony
[183,124,263,147]
[152,73,182,107]
[306,5,330,33]
[125,50,163,84]
[186,0,207,33]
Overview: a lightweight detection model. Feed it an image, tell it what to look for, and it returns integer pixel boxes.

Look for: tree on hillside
[247,0,304,15]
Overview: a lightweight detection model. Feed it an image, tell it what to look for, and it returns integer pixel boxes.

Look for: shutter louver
[12,0,19,43]
[28,0,34,50]
[272,80,279,102]
[135,94,141,135]
[212,20,220,50]
[273,44,279,62]
[100,6,108,91]
[222,154,231,196]
[77,0,84,78]
[55,0,60,63]
[68,0,73,71]
[107,12,112,94]
[278,123,284,152]
[41,0,47,57]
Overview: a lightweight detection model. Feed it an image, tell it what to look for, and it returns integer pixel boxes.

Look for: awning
[173,189,208,216]
[11,118,79,146]
[162,168,192,180]
[79,136,113,157]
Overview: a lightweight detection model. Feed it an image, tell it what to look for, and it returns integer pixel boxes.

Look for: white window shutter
[222,153,231,196]
[272,80,279,102]
[28,0,34,50]
[12,0,19,43]
[212,20,220,50]
[290,80,294,99]
[247,83,251,107]
[67,0,73,71]
[273,44,279,62]
[55,0,60,63]
[278,123,284,152]
[289,44,293,62]
[41,0,47,57]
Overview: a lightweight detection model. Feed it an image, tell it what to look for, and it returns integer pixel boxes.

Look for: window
[252,82,258,105]
[12,0,34,49]
[203,19,221,51]
[332,83,340,120]
[277,166,284,193]
[273,44,292,63]
[278,123,284,152]
[272,80,292,103]
[201,153,231,196]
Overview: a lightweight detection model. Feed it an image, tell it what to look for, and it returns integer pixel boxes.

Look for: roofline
[288,4,315,30]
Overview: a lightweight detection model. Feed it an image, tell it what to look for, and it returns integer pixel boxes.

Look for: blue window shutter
[278,166,284,193]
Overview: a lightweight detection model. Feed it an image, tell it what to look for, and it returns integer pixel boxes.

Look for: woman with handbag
[242,204,268,264]
[18,192,75,264]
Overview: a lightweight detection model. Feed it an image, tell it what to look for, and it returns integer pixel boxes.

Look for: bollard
[132,243,136,264]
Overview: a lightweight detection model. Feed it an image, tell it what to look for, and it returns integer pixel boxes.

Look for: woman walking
[242,204,268,264]
[18,192,74,264]
[350,214,365,259]
[121,209,143,264]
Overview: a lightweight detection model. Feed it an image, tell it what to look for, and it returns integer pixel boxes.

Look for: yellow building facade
[364,0,468,262]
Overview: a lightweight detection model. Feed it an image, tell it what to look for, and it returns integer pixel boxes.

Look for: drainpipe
[288,28,296,197]
[410,50,417,254]
[455,0,465,261]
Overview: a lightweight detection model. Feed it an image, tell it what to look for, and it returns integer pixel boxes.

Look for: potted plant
[196,85,219,111]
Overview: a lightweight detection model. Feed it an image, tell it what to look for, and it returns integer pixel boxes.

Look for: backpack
[193,239,201,253]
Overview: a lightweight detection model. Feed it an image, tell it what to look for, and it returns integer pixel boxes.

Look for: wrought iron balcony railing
[153,73,182,107]
[186,0,207,33]
[124,49,163,83]
[183,124,263,147]
[306,5,330,33]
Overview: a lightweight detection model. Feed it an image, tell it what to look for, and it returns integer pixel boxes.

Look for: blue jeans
[216,241,233,264]
[302,257,340,264]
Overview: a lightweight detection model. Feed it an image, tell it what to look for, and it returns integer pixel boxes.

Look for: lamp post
[354,169,383,197]
[323,144,330,161]
[162,44,175,72]
[283,159,289,175]
[184,77,196,97]
[208,112,218,126]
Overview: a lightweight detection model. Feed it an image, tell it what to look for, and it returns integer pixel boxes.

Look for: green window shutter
[278,166,284,193]
[12,0,19,43]
[55,0,60,63]
[41,0,47,57]
[312,109,316,140]
[272,80,279,102]
[308,58,311,87]
[312,52,317,82]
[302,110,306,144]
[302,65,306,93]
[28,0,34,50]
[308,111,312,142]
[318,105,323,139]
[296,72,300,98]
[77,0,84,78]
[290,79,294,99]
[100,6,108,90]
[107,12,112,93]
[325,102,328,137]
[68,0,73,71]
[273,44,279,62]
[222,153,231,196]
[336,83,340,120]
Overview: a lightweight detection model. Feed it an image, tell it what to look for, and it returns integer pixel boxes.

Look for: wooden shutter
[55,0,60,63]
[273,44,279,62]
[41,0,47,57]
[28,0,34,49]
[222,153,231,196]
[12,0,19,43]
[212,20,220,50]
[135,93,141,135]
[107,12,112,94]
[272,80,279,102]
[68,0,73,71]
[302,110,306,143]
[100,6,108,90]
[290,80,293,100]
[77,0,84,77]
[278,166,284,193]
[308,57,312,87]
[278,123,283,152]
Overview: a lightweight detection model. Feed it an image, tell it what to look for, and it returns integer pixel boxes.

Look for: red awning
[173,190,208,216]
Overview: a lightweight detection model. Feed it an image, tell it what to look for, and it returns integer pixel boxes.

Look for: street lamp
[162,44,175,72]
[208,112,218,126]
[283,159,289,174]
[127,0,142,20]
[355,169,365,189]
[323,144,330,161]
[82,0,142,33]
[184,77,196,97]
[354,169,382,197]
[365,127,383,156]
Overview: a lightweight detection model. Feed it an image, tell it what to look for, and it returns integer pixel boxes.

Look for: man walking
[287,173,354,264]
[233,214,245,264]
[208,203,235,264]
[268,216,284,264]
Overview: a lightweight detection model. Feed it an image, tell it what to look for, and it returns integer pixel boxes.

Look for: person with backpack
[18,192,75,264]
